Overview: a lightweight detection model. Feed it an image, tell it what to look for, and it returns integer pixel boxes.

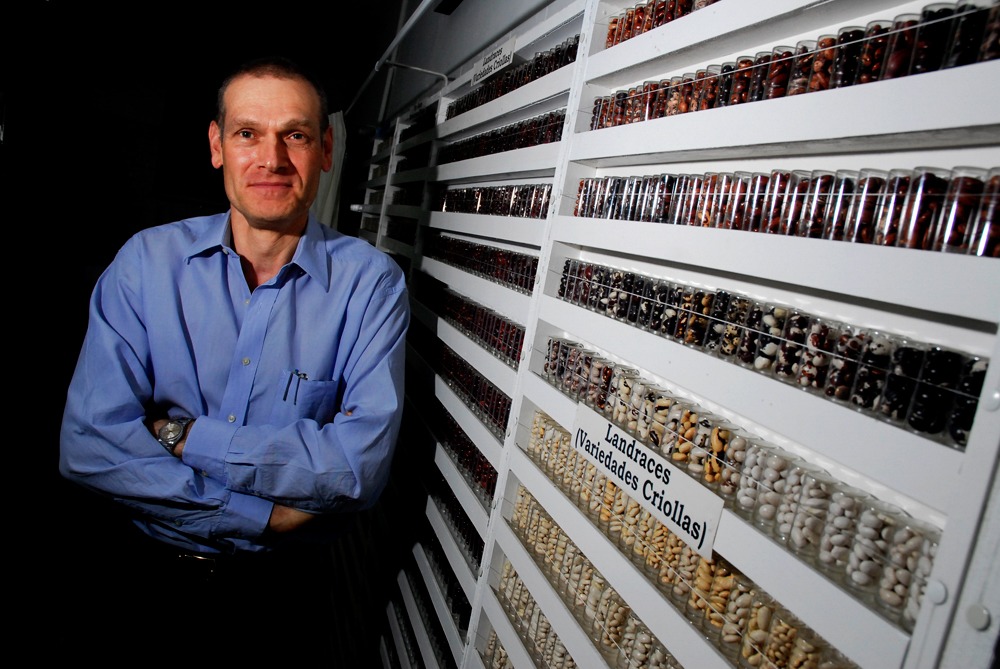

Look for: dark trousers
[54,513,344,666]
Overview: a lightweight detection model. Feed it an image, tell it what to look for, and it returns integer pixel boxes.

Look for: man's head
[209,56,334,233]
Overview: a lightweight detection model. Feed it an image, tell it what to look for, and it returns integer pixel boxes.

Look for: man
[59,57,409,662]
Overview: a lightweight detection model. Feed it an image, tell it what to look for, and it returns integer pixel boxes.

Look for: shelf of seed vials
[555,258,988,450]
[506,481,690,669]
[538,340,942,635]
[509,471,864,669]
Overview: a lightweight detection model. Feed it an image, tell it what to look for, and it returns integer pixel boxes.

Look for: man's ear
[322,125,334,172]
[209,120,224,169]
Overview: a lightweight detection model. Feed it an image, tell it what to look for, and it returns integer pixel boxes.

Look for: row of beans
[572,165,1000,257]
[555,259,987,449]
[592,2,1000,128]
[447,35,579,120]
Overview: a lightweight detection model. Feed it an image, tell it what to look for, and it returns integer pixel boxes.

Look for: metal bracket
[382,60,452,90]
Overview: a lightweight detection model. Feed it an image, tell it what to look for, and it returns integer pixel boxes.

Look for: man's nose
[259,137,290,170]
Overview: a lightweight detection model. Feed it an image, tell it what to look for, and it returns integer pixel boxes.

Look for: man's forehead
[223,75,322,125]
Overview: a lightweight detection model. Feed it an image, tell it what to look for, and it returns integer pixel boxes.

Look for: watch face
[161,422,183,442]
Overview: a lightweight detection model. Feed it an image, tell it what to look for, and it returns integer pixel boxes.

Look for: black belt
[172,550,226,582]
[157,546,281,583]
[135,530,329,584]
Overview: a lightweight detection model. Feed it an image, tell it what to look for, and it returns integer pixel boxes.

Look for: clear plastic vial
[872,168,914,247]
[933,165,988,253]
[877,338,926,425]
[717,428,752,506]
[823,169,861,241]
[616,492,643,555]
[969,166,1000,257]
[734,439,769,519]
[774,462,826,546]
[716,293,753,363]
[788,626,829,669]
[716,566,757,661]
[788,468,838,562]
[642,515,668,581]
[751,445,800,537]
[883,13,921,79]
[773,308,811,383]
[685,552,719,629]
[752,303,790,375]
[817,482,872,581]
[845,498,907,605]
[878,515,940,625]
[761,605,805,669]
[795,316,841,394]
[908,344,968,439]
[910,3,959,75]
[901,520,942,632]
[831,25,865,88]
[615,612,651,669]
[764,45,796,99]
[843,167,888,244]
[593,582,630,660]
[855,20,894,84]
[666,402,702,470]
[739,589,778,668]
[702,555,739,638]
[681,411,718,483]
[896,166,953,250]
[669,540,701,607]
[823,325,868,403]
[849,330,898,414]
[606,364,641,428]
[947,355,989,448]
[786,39,818,96]
[701,417,738,491]
[646,388,678,454]
[657,529,686,595]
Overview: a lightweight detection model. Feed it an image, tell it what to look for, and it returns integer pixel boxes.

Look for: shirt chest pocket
[269,370,340,425]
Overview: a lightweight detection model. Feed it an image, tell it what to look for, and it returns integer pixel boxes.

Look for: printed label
[572,402,723,558]
[472,36,517,86]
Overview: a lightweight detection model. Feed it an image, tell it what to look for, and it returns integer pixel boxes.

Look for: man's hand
[148,418,169,439]
[146,416,192,457]
[268,504,316,534]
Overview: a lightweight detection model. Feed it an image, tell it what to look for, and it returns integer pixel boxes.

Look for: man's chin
[239,205,309,231]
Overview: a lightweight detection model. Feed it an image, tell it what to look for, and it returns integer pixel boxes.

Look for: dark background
[7,1,437,661]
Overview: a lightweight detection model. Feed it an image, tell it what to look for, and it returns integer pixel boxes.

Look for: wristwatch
[158,417,193,455]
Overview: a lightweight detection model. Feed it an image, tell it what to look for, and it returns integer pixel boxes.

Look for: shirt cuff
[212,490,273,541]
[181,416,239,483]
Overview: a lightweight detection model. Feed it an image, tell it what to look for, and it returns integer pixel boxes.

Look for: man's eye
[289,132,307,141]
[238,130,254,139]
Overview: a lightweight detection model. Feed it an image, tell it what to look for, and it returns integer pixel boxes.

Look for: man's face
[209,74,333,232]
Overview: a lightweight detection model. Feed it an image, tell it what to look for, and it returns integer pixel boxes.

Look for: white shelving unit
[399,568,445,669]
[387,599,416,669]
[415,542,468,666]
[360,1,1000,667]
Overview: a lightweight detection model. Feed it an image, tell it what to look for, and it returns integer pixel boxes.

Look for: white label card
[472,36,517,86]
[572,402,723,559]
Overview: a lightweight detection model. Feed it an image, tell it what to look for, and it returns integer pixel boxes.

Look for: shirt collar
[186,213,331,288]
[289,215,331,286]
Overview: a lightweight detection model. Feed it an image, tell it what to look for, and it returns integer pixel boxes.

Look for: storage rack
[358,1,1000,667]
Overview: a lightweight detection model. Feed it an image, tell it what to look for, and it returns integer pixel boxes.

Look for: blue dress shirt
[60,213,409,554]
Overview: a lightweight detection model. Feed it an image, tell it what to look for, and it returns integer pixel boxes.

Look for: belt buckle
[176,552,218,581]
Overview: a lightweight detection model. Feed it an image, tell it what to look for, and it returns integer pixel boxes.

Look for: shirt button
[228,414,236,423]
[242,357,251,366]
[245,298,251,305]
